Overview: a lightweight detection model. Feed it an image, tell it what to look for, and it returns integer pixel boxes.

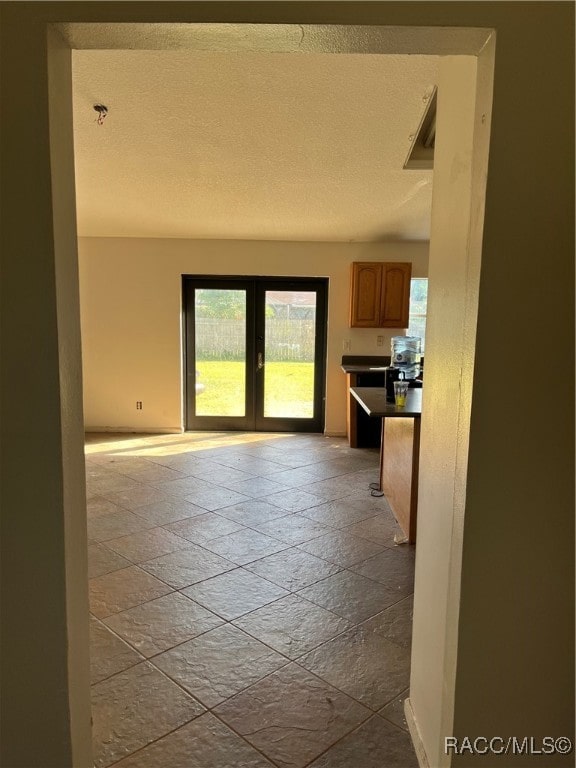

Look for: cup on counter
[393,380,409,407]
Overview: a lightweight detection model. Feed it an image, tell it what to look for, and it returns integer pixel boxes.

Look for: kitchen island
[350,386,422,543]
[341,356,422,448]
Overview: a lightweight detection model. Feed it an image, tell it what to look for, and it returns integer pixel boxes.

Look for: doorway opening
[183,276,328,432]
[15,16,496,768]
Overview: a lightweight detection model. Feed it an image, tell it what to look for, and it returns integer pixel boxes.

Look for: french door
[183,276,328,432]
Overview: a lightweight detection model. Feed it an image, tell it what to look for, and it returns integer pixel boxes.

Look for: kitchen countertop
[341,355,391,373]
[342,364,390,372]
[341,355,423,376]
[350,386,422,417]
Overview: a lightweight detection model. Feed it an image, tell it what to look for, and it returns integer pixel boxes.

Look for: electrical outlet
[136,401,143,410]
[376,336,384,347]
[343,339,351,352]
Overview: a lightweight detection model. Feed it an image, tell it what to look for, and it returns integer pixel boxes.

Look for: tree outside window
[408,278,428,351]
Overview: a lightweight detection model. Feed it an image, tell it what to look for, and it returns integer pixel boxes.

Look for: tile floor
[86,431,418,768]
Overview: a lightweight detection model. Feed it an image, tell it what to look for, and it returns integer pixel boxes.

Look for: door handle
[257,352,264,370]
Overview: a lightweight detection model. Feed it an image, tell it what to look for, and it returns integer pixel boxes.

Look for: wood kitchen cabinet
[349,262,412,328]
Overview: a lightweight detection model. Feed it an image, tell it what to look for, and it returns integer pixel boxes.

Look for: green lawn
[195,360,314,418]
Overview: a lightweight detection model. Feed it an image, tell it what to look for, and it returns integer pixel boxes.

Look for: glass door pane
[263,290,316,418]
[194,288,246,417]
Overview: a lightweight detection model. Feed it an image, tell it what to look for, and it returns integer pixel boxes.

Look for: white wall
[78,237,428,433]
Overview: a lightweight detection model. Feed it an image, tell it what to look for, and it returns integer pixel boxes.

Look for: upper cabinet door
[349,263,383,327]
[350,261,412,328]
[379,262,411,328]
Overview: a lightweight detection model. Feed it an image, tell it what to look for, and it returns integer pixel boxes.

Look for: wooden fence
[195,318,316,362]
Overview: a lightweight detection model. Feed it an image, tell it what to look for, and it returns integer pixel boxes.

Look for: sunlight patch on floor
[84,431,297,457]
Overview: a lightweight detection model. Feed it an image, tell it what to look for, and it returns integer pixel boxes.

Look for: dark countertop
[341,355,424,375]
[350,386,422,417]
[342,364,391,373]
[341,355,391,373]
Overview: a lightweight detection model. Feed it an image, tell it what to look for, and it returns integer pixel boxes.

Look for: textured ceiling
[72,50,438,241]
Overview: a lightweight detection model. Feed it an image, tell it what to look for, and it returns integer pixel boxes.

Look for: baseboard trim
[324,430,347,437]
[84,427,182,434]
[405,697,430,768]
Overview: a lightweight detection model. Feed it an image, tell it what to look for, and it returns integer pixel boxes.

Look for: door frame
[183,276,257,431]
[183,275,328,433]
[7,13,506,766]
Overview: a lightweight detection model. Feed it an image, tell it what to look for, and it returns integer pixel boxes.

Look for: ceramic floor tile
[298,497,383,528]
[297,530,385,567]
[88,510,153,542]
[262,467,320,488]
[342,514,402,547]
[182,567,289,620]
[132,498,208,526]
[144,453,210,472]
[97,457,150,473]
[86,464,114,481]
[360,596,414,649]
[215,500,293,527]
[332,469,380,488]
[244,448,319,468]
[90,617,144,684]
[307,713,418,768]
[101,485,177,512]
[201,528,288,565]
[379,689,411,731]
[297,570,401,624]
[245,548,341,592]
[151,476,214,498]
[139,544,236,589]
[164,512,246,544]
[87,496,127,519]
[298,479,357,502]
[350,548,415,596]
[91,661,204,767]
[153,623,287,708]
[211,454,286,476]
[329,456,380,473]
[86,432,414,768]
[299,461,350,480]
[186,463,257,484]
[88,474,143,496]
[89,565,173,619]
[88,542,132,579]
[103,592,224,657]
[213,663,371,768]
[298,625,411,711]
[184,486,253,512]
[229,445,282,459]
[105,527,193,563]
[117,464,186,484]
[263,489,326,513]
[234,594,351,659]
[110,712,275,767]
[222,475,290,498]
[253,514,332,546]
[86,453,138,468]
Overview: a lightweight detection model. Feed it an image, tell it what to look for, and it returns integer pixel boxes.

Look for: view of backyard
[194,288,317,419]
[196,360,314,418]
